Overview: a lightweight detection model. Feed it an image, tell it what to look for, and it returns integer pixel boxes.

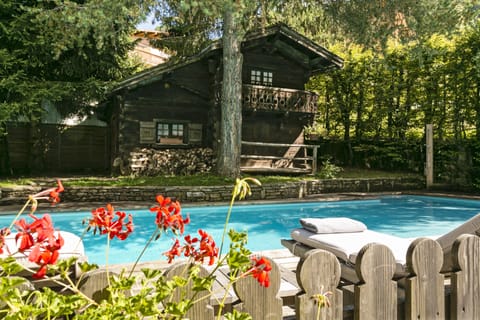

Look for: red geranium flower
[14,218,35,252]
[150,195,189,235]
[247,256,272,288]
[28,214,55,244]
[31,179,64,205]
[0,228,11,255]
[165,239,181,263]
[12,213,64,279]
[48,180,64,204]
[164,229,219,265]
[28,232,63,279]
[194,229,219,265]
[86,204,134,240]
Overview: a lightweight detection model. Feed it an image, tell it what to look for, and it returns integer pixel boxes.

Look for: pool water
[1,195,480,265]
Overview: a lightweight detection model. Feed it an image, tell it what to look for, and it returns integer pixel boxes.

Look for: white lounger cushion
[290,228,413,271]
[1,231,85,262]
[300,217,367,234]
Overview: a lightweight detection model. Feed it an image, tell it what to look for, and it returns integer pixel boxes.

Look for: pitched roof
[112,23,343,93]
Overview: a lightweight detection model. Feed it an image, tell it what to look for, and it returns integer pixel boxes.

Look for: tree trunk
[216,8,243,178]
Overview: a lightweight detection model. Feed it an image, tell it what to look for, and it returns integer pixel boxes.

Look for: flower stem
[215,269,240,320]
[219,194,236,256]
[7,198,32,230]
[105,235,110,286]
[128,227,160,277]
[22,265,98,306]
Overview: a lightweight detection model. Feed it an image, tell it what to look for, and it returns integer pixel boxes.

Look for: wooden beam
[241,155,313,161]
[310,56,327,68]
[241,37,269,51]
[273,40,310,68]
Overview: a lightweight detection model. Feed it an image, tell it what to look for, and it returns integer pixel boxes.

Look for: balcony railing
[242,84,318,113]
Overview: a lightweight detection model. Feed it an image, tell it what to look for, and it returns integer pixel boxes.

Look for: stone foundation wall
[0,177,424,205]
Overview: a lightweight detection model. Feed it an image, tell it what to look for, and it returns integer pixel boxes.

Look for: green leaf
[224,309,253,320]
[142,268,163,279]
[78,261,99,273]
[0,257,24,275]
[192,275,214,292]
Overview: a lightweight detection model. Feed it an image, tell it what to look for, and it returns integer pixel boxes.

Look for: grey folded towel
[300,217,367,234]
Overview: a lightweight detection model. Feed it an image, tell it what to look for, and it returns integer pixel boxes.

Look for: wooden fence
[78,234,480,319]
[241,141,319,175]
[4,123,109,174]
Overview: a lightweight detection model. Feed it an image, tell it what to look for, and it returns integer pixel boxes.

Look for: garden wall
[0,177,424,205]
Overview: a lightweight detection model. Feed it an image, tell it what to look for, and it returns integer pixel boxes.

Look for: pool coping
[1,190,479,215]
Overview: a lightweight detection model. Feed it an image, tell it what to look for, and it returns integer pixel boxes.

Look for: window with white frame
[251,70,262,85]
[250,69,273,86]
[156,122,185,144]
[263,71,273,86]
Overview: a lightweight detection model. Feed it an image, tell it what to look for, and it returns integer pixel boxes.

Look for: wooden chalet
[102,23,343,174]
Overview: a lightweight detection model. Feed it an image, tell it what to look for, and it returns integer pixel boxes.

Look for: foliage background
[2,0,480,187]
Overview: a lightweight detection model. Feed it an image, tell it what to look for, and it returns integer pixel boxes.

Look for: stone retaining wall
[0,177,424,205]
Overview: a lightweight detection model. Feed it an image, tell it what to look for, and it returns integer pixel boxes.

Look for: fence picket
[78,269,127,302]
[295,249,342,320]
[405,238,445,319]
[354,243,397,320]
[164,262,215,320]
[233,256,283,320]
[450,234,480,320]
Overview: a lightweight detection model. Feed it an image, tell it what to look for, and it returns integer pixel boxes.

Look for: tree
[322,0,478,51]
[149,0,261,178]
[0,0,147,173]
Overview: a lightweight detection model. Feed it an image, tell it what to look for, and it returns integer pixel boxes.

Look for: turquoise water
[1,195,480,265]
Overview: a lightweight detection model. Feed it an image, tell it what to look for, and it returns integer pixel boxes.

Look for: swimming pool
[1,195,480,265]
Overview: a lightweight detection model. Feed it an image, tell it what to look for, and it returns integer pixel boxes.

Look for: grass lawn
[0,168,421,188]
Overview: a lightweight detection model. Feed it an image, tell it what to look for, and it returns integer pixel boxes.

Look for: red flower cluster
[247,256,272,288]
[165,229,219,265]
[14,214,64,278]
[31,179,64,204]
[150,195,189,235]
[0,227,11,255]
[87,204,134,240]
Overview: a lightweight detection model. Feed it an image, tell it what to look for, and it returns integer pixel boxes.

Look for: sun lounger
[282,214,480,284]
[1,231,87,279]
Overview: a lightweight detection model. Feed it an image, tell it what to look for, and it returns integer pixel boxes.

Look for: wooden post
[165,262,215,320]
[405,238,444,319]
[450,234,480,320]
[234,256,282,319]
[78,269,126,302]
[296,249,343,320]
[354,243,397,320]
[312,146,318,175]
[426,124,433,188]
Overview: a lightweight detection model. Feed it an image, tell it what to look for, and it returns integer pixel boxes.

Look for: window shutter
[139,121,156,143]
[188,123,203,144]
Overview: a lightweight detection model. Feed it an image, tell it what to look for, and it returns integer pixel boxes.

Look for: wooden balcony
[242,84,318,113]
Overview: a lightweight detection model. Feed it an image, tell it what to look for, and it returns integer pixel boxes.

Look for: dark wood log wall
[117,61,214,158]
[5,123,109,174]
[243,48,309,89]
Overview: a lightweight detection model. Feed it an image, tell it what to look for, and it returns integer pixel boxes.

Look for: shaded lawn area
[0,168,421,188]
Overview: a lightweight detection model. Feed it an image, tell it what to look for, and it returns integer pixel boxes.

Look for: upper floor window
[157,122,185,144]
[251,70,273,86]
